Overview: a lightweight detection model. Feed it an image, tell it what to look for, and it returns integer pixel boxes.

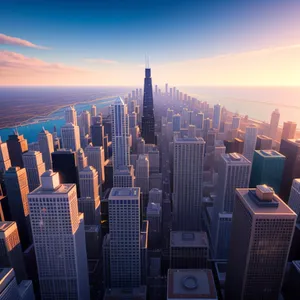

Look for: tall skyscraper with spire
[141,62,155,144]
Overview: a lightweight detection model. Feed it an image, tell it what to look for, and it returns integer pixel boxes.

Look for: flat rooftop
[104,286,147,300]
[109,187,140,198]
[30,183,74,195]
[285,139,300,147]
[236,188,297,216]
[0,222,15,232]
[170,231,208,248]
[222,153,250,164]
[174,136,205,143]
[167,269,217,299]
[256,150,285,158]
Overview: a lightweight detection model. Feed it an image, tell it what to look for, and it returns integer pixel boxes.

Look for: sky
[1,0,300,86]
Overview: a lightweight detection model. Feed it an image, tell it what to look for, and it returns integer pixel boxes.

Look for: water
[0,96,117,143]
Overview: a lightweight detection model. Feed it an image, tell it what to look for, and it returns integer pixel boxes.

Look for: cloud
[84,58,118,64]
[0,33,49,49]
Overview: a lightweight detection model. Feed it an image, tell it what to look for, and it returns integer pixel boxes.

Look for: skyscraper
[108,187,141,288]
[212,104,221,130]
[172,114,181,132]
[22,151,46,192]
[113,165,135,187]
[61,123,81,151]
[141,67,155,144]
[91,122,104,147]
[85,144,105,184]
[173,136,205,231]
[0,221,27,283]
[111,97,130,170]
[4,167,31,250]
[28,170,90,299]
[38,128,54,170]
[255,134,272,150]
[212,153,251,259]
[91,105,97,117]
[243,125,258,162]
[52,149,78,184]
[226,186,296,300]
[77,148,88,171]
[64,106,77,125]
[250,150,285,194]
[195,112,204,129]
[232,115,240,130]
[135,155,150,195]
[0,137,11,173]
[269,109,280,140]
[6,131,28,168]
[279,139,300,202]
[78,166,100,225]
[282,121,297,140]
[79,110,91,137]
[288,179,300,221]
[149,188,163,205]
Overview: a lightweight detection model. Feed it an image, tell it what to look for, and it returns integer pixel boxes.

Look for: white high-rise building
[91,105,97,117]
[212,153,251,259]
[78,166,100,225]
[64,106,77,125]
[85,144,105,184]
[22,151,45,192]
[243,125,258,162]
[111,97,130,170]
[79,110,91,137]
[269,109,280,140]
[226,186,296,300]
[61,123,81,151]
[288,178,300,221]
[135,155,149,195]
[108,187,141,288]
[38,128,54,170]
[232,115,240,130]
[173,136,205,231]
[0,137,11,173]
[77,148,88,171]
[213,104,221,130]
[28,170,90,300]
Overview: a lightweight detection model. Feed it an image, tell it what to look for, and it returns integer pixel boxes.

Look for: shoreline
[0,94,120,130]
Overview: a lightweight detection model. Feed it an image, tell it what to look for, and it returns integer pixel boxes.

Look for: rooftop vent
[256,185,274,202]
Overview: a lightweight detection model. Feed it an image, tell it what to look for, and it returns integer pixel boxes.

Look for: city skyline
[1,0,300,86]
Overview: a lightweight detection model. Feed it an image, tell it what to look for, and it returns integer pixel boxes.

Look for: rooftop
[30,183,75,195]
[236,188,297,216]
[256,150,285,158]
[109,187,140,199]
[222,153,250,164]
[114,96,125,106]
[170,231,208,248]
[285,139,300,146]
[167,269,217,299]
[174,136,205,143]
[104,286,147,300]
[0,222,15,232]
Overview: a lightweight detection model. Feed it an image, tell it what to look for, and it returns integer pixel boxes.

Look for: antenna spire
[145,54,150,68]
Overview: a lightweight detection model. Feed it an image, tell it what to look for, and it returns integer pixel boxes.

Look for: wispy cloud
[0,33,49,49]
[0,50,85,74]
[84,58,118,64]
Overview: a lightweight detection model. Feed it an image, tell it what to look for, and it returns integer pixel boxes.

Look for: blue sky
[1,0,300,85]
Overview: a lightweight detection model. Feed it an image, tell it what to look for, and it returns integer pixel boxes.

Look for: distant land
[0,86,132,128]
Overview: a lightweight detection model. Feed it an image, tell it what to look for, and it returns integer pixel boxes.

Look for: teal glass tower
[250,150,285,194]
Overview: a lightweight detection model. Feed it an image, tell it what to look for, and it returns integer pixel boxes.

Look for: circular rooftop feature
[182,276,198,290]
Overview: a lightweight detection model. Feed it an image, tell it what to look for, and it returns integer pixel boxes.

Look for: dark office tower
[0,221,27,283]
[250,150,285,194]
[234,138,244,154]
[282,121,297,140]
[4,167,31,250]
[91,122,104,147]
[52,149,78,185]
[226,186,296,300]
[141,67,155,144]
[279,139,300,202]
[6,131,28,168]
[255,135,272,150]
[155,84,158,95]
